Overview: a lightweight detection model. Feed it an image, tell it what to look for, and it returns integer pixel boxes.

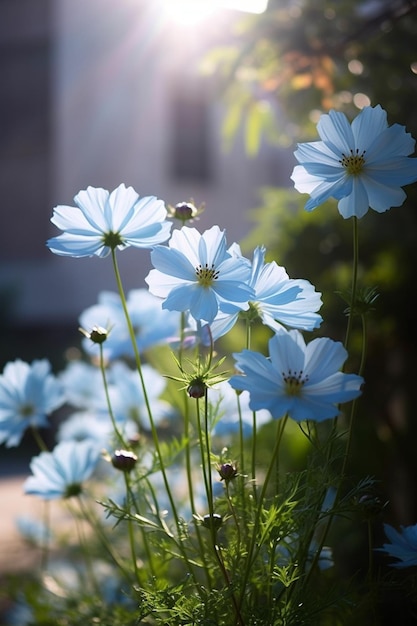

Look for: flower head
[108,361,174,428]
[59,360,109,413]
[57,411,113,448]
[291,105,417,218]
[209,245,322,340]
[79,289,182,361]
[24,440,101,499]
[209,380,271,438]
[376,523,417,568]
[145,225,254,324]
[47,184,172,257]
[229,328,363,422]
[0,359,65,447]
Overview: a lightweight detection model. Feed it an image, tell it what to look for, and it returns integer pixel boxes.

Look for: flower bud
[111,449,138,472]
[187,379,206,399]
[217,462,238,482]
[79,325,109,344]
[174,202,197,221]
[202,513,223,531]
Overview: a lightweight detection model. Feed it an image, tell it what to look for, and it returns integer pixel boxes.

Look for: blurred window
[169,86,212,182]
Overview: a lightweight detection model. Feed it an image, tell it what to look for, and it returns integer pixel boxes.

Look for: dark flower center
[339,148,366,175]
[282,369,309,397]
[195,263,220,287]
[102,230,124,249]
[20,403,35,418]
[64,483,83,498]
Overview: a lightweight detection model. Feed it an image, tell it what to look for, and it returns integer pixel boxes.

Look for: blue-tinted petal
[317,110,354,154]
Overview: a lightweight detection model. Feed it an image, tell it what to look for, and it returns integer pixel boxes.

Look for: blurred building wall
[1,0,290,326]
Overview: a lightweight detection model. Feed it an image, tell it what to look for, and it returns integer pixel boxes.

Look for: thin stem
[344,216,359,352]
[212,540,245,626]
[195,394,213,518]
[238,415,289,612]
[71,497,100,595]
[40,500,50,573]
[77,494,132,581]
[31,426,49,452]
[123,472,147,584]
[304,217,364,588]
[110,249,200,587]
[98,343,127,449]
[245,318,258,501]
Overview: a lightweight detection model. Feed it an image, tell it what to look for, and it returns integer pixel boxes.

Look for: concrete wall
[1,0,290,326]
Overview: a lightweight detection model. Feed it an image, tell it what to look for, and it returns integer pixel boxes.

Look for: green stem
[40,500,50,573]
[110,249,199,586]
[98,344,127,449]
[238,415,289,611]
[71,497,100,595]
[245,318,258,502]
[196,394,213,519]
[77,494,132,581]
[31,426,49,452]
[344,216,359,352]
[123,472,148,584]
[304,217,363,587]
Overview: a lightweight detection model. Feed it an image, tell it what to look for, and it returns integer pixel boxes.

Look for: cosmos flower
[56,411,113,448]
[229,328,363,422]
[16,515,53,546]
[108,361,175,429]
[145,225,254,324]
[24,440,101,499]
[58,360,109,413]
[79,289,182,361]
[376,523,417,568]
[208,380,271,438]
[47,184,172,257]
[291,105,417,218]
[209,245,322,340]
[0,359,65,447]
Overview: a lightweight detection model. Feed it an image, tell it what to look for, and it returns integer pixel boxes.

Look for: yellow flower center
[282,370,308,397]
[195,263,219,287]
[339,149,366,175]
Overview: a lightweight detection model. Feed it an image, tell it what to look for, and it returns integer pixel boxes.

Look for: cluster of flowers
[1,104,417,606]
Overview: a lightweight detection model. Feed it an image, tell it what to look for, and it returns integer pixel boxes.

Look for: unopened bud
[111,449,138,472]
[187,379,206,399]
[174,202,197,221]
[217,462,238,482]
[202,513,223,531]
[79,325,109,344]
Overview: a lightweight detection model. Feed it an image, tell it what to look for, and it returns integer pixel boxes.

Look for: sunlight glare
[161,0,268,26]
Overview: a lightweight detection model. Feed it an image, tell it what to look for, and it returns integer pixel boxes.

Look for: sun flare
[160,0,268,26]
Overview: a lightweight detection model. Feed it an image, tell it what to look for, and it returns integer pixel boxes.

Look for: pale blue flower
[79,290,127,359]
[145,225,254,324]
[79,289,182,360]
[59,360,109,413]
[47,184,172,257]
[229,328,363,422]
[208,380,271,438]
[16,515,53,546]
[377,523,417,568]
[108,361,175,429]
[0,359,65,447]
[209,245,322,340]
[24,440,101,499]
[57,410,113,447]
[291,105,417,218]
